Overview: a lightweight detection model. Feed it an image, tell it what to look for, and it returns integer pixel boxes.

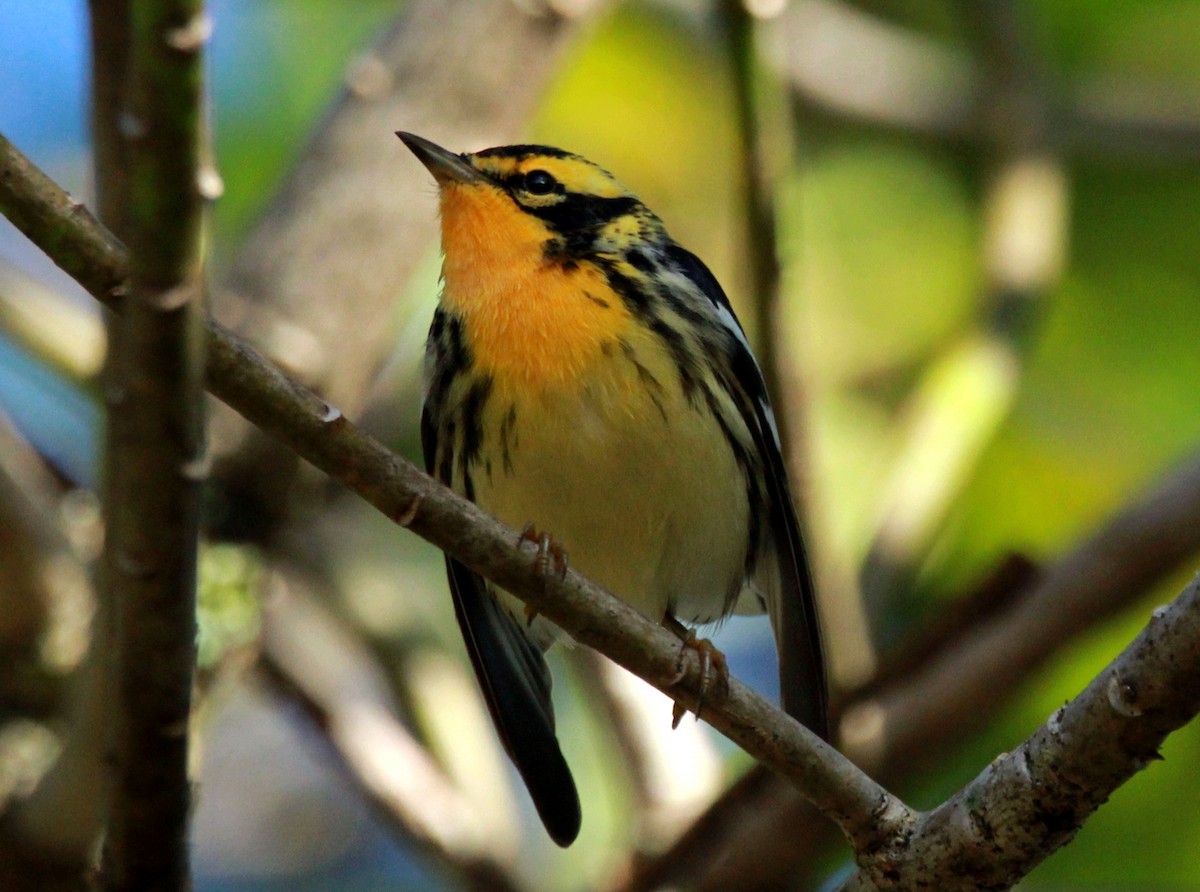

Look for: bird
[398,131,827,847]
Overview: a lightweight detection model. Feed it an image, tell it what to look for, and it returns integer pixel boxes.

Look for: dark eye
[524,170,557,195]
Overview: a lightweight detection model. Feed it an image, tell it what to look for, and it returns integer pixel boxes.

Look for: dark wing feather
[421,405,581,846]
[668,245,830,740]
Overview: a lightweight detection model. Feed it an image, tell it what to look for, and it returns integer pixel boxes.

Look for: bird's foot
[518,523,568,626]
[663,614,729,728]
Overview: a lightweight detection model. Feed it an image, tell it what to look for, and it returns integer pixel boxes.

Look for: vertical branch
[93,0,208,888]
[720,0,794,456]
[860,0,1066,622]
[723,0,880,707]
[88,0,133,233]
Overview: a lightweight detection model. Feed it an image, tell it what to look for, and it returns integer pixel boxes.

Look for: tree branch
[844,572,1200,890]
[5,77,1200,892]
[0,130,907,858]
[619,450,1200,891]
[208,0,607,543]
[90,0,208,887]
[860,0,1064,621]
[766,0,1200,162]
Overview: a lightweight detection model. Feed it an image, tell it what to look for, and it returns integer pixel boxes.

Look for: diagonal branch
[208,0,608,543]
[6,116,1200,892]
[0,130,906,858]
[843,573,1200,890]
[619,450,1200,891]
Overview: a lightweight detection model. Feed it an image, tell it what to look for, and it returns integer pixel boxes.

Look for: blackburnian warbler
[398,132,827,847]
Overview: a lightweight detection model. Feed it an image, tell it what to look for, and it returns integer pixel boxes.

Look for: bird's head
[397,132,661,271]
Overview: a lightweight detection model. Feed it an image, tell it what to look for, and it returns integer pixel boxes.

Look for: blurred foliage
[208,0,399,259]
[1,0,1199,889]
[196,544,264,670]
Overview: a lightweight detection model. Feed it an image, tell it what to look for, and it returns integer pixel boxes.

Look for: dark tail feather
[775,542,830,742]
[445,557,582,846]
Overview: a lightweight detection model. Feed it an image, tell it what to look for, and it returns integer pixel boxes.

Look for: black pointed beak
[396,132,482,186]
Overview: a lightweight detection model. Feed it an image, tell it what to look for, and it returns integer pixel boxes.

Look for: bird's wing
[667,245,830,740]
[421,404,581,846]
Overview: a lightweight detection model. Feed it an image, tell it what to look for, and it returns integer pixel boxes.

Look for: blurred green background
[1,1,1199,889]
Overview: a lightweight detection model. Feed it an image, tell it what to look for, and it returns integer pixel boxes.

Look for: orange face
[435,161,637,392]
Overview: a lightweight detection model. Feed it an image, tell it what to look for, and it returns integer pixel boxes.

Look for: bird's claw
[664,615,729,728]
[518,524,567,626]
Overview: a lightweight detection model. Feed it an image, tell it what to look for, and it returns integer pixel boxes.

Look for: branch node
[319,401,344,425]
[118,110,147,141]
[144,282,199,312]
[196,164,224,201]
[179,450,211,483]
[393,495,422,528]
[1106,671,1143,718]
[165,12,214,53]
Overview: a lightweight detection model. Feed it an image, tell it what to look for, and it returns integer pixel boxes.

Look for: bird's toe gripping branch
[663,613,731,728]
[518,523,568,626]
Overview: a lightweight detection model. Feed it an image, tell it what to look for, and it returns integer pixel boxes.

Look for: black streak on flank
[598,259,701,402]
[428,312,471,410]
[699,379,762,586]
[429,307,446,342]
[599,260,655,315]
[584,292,611,309]
[662,287,709,330]
[458,376,493,502]
[648,315,699,403]
[499,403,518,475]
[619,338,667,421]
[445,315,470,371]
[425,309,463,413]
[625,247,656,275]
[425,311,474,490]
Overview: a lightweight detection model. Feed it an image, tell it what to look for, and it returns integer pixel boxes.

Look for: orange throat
[437,182,630,391]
